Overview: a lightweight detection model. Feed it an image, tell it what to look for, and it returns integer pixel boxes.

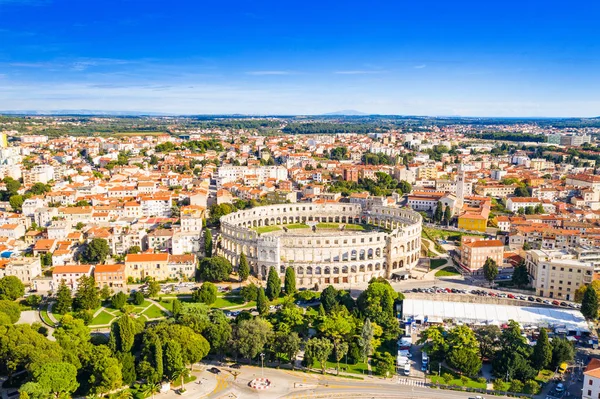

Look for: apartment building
[460,237,504,274]
[52,264,94,290]
[583,359,600,399]
[0,257,42,285]
[525,249,594,300]
[94,264,126,290]
[125,253,170,281]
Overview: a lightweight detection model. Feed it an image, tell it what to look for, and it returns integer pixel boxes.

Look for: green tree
[75,222,86,230]
[9,195,24,212]
[232,318,273,363]
[305,337,334,374]
[73,275,100,311]
[0,276,25,300]
[54,280,73,315]
[172,299,182,318]
[483,258,499,286]
[522,241,532,250]
[321,285,338,313]
[443,206,452,225]
[240,283,258,302]
[284,266,296,295]
[111,292,128,310]
[357,279,400,338]
[581,285,599,320]
[532,328,552,370]
[147,279,160,298]
[204,230,213,256]
[333,340,349,375]
[551,337,575,368]
[397,180,412,195]
[127,245,141,254]
[79,238,110,264]
[192,282,217,305]
[373,351,396,378]
[510,380,524,393]
[27,183,51,196]
[108,314,144,353]
[277,331,301,369]
[26,294,41,308]
[266,266,281,300]
[132,290,145,305]
[31,362,79,398]
[0,300,21,323]
[359,318,374,361]
[163,340,184,380]
[117,351,137,385]
[99,284,112,300]
[434,202,443,223]
[238,252,250,281]
[198,257,232,282]
[523,379,540,394]
[203,311,233,358]
[475,325,501,360]
[256,287,268,315]
[86,345,123,395]
[19,382,48,399]
[511,261,529,288]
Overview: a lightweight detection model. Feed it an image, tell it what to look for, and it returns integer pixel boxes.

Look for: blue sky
[1,0,599,116]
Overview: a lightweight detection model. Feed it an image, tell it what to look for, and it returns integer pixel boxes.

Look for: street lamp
[260,353,265,377]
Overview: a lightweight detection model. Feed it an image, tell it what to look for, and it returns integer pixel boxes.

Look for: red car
[552,300,560,306]
[507,294,515,299]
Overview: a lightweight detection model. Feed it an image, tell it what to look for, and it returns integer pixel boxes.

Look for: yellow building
[458,213,487,232]
[0,133,7,148]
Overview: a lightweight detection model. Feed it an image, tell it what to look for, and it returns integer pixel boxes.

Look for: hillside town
[1,116,600,399]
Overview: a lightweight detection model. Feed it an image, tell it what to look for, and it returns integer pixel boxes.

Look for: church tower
[455,163,466,213]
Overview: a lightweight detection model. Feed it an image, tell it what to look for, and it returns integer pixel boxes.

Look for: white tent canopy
[402,299,589,333]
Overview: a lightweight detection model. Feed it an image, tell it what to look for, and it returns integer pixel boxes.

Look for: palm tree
[172,367,190,392]
[141,382,161,399]
[113,389,133,399]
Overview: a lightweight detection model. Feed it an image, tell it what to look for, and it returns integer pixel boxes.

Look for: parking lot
[404,286,581,310]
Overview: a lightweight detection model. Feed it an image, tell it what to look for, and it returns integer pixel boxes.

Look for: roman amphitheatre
[217,203,422,287]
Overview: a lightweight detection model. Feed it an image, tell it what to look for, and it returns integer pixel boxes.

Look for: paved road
[181,364,516,399]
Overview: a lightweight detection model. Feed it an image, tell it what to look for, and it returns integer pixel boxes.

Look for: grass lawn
[142,304,167,319]
[211,295,245,308]
[429,259,448,269]
[40,308,56,327]
[311,359,369,375]
[430,375,486,389]
[285,223,309,229]
[435,267,461,277]
[90,310,115,326]
[343,224,365,231]
[160,300,174,312]
[316,223,340,229]
[170,375,197,388]
[254,225,281,234]
[535,369,554,384]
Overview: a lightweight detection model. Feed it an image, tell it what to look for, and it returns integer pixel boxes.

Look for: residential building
[460,237,504,274]
[94,264,126,290]
[583,358,600,399]
[124,253,170,281]
[0,257,42,285]
[52,264,94,290]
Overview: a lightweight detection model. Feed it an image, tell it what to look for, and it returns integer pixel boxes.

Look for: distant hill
[0,110,168,116]
[322,110,367,116]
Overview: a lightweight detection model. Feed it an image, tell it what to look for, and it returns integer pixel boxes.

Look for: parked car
[208,367,221,374]
[560,302,568,307]
[535,297,542,303]
[528,296,535,301]
[552,300,560,306]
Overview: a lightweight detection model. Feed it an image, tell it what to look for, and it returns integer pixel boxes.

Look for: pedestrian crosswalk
[397,378,427,387]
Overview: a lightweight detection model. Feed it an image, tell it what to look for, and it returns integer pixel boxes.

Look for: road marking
[397,378,427,387]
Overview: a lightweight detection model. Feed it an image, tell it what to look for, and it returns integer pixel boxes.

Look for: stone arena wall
[217,203,422,287]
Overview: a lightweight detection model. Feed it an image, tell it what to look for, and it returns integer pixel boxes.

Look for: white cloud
[245,70,293,76]
[414,64,427,69]
[334,70,384,75]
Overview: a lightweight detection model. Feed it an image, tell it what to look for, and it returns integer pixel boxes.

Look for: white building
[583,359,600,399]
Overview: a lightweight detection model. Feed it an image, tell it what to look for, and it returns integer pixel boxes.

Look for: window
[590,380,594,386]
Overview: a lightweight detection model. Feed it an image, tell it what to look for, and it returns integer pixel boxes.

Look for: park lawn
[90,310,115,326]
[285,223,309,229]
[435,267,461,277]
[160,300,174,312]
[430,375,486,389]
[535,369,554,384]
[316,223,340,229]
[211,295,245,308]
[311,359,369,375]
[429,259,447,269]
[40,308,56,327]
[254,226,281,234]
[141,304,167,319]
[344,224,365,231]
